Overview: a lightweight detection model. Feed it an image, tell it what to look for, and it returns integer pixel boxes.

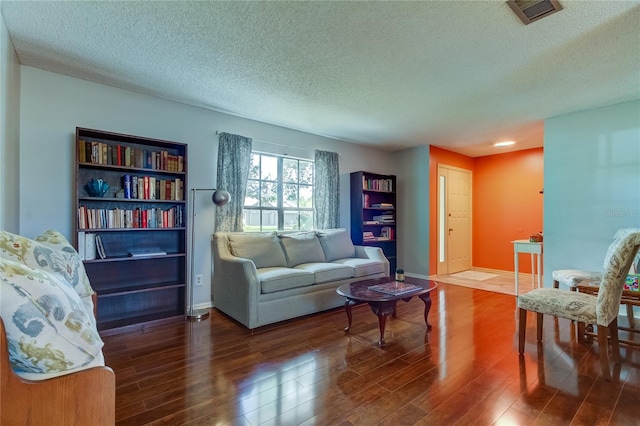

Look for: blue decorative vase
[85,179,110,197]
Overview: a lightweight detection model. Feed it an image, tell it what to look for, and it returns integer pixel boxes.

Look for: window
[243,153,314,231]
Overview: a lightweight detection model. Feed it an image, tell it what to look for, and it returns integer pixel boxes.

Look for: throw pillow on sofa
[228,232,287,269]
[279,231,326,267]
[0,258,104,379]
[316,228,355,262]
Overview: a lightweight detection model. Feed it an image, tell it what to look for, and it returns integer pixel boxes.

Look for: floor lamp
[187,188,231,321]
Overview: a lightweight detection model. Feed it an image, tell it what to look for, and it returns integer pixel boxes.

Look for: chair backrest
[597,228,640,325]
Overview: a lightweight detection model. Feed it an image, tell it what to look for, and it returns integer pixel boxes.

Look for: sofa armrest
[354,245,390,276]
[212,233,261,328]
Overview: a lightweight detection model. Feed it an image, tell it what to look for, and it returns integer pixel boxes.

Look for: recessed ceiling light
[494,141,516,147]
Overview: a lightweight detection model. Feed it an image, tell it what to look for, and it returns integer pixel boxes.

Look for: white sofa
[212,228,389,329]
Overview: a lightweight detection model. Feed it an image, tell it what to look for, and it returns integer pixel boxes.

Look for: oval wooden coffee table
[336,277,438,348]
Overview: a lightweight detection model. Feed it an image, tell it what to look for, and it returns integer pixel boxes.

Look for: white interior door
[437,165,472,275]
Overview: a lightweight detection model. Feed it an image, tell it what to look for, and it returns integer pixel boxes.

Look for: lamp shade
[212,189,231,206]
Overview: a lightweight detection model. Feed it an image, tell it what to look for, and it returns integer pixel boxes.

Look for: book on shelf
[78,231,86,260]
[380,226,394,240]
[369,282,421,296]
[123,174,132,198]
[78,140,86,163]
[95,235,107,259]
[371,203,394,208]
[372,214,394,223]
[128,247,167,257]
[84,233,97,261]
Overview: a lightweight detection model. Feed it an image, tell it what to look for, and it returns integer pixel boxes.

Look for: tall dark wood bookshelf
[74,127,188,336]
[350,171,397,274]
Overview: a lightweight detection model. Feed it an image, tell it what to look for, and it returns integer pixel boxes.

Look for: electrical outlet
[195,274,203,286]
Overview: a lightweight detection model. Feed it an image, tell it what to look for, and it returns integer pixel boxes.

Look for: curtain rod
[215,131,340,155]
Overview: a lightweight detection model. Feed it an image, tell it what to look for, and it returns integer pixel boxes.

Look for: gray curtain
[215,132,252,232]
[314,150,340,229]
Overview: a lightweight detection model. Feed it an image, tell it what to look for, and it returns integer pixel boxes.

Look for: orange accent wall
[473,148,544,273]
[429,146,543,274]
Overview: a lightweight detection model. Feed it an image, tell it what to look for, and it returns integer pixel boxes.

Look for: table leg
[530,253,535,287]
[369,301,396,348]
[419,293,433,330]
[514,251,519,296]
[537,253,541,288]
[343,298,357,334]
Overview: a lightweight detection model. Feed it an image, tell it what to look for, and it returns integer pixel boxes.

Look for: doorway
[437,164,472,275]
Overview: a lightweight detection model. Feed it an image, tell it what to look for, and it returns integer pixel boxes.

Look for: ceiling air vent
[507,0,562,25]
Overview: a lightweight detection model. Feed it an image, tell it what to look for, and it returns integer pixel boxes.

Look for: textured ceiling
[2,1,639,157]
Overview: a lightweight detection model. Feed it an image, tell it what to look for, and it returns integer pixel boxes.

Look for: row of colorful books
[362,176,393,192]
[79,140,184,172]
[122,175,183,200]
[362,231,393,242]
[362,194,395,209]
[78,205,184,229]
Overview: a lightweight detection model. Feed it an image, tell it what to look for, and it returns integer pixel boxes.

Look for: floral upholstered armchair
[0,229,115,425]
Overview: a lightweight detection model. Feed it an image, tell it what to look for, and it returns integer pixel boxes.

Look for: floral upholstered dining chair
[517,228,640,381]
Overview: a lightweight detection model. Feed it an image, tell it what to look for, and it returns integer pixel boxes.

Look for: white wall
[18,66,393,306]
[0,11,21,233]
[544,99,640,286]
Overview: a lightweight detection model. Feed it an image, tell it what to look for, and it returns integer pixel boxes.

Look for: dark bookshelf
[74,127,188,336]
[350,171,397,274]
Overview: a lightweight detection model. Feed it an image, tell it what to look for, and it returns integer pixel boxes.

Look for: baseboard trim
[194,301,214,310]
[471,267,513,275]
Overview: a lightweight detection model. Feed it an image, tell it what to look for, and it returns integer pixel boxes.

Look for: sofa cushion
[0,229,95,299]
[279,232,326,267]
[294,263,354,284]
[228,232,287,269]
[332,257,385,277]
[0,258,104,378]
[316,228,355,262]
[258,267,315,293]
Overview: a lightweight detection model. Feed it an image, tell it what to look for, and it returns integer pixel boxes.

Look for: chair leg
[553,280,559,288]
[577,321,586,343]
[609,317,621,363]
[536,312,543,342]
[518,308,527,354]
[597,324,611,381]
[626,304,635,328]
[518,308,527,355]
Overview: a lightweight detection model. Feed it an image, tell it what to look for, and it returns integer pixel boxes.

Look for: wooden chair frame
[518,308,620,381]
[577,283,640,347]
[0,318,115,425]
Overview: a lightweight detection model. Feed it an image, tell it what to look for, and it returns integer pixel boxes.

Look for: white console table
[512,240,543,296]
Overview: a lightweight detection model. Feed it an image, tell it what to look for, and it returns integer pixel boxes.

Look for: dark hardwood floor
[102,283,640,425]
